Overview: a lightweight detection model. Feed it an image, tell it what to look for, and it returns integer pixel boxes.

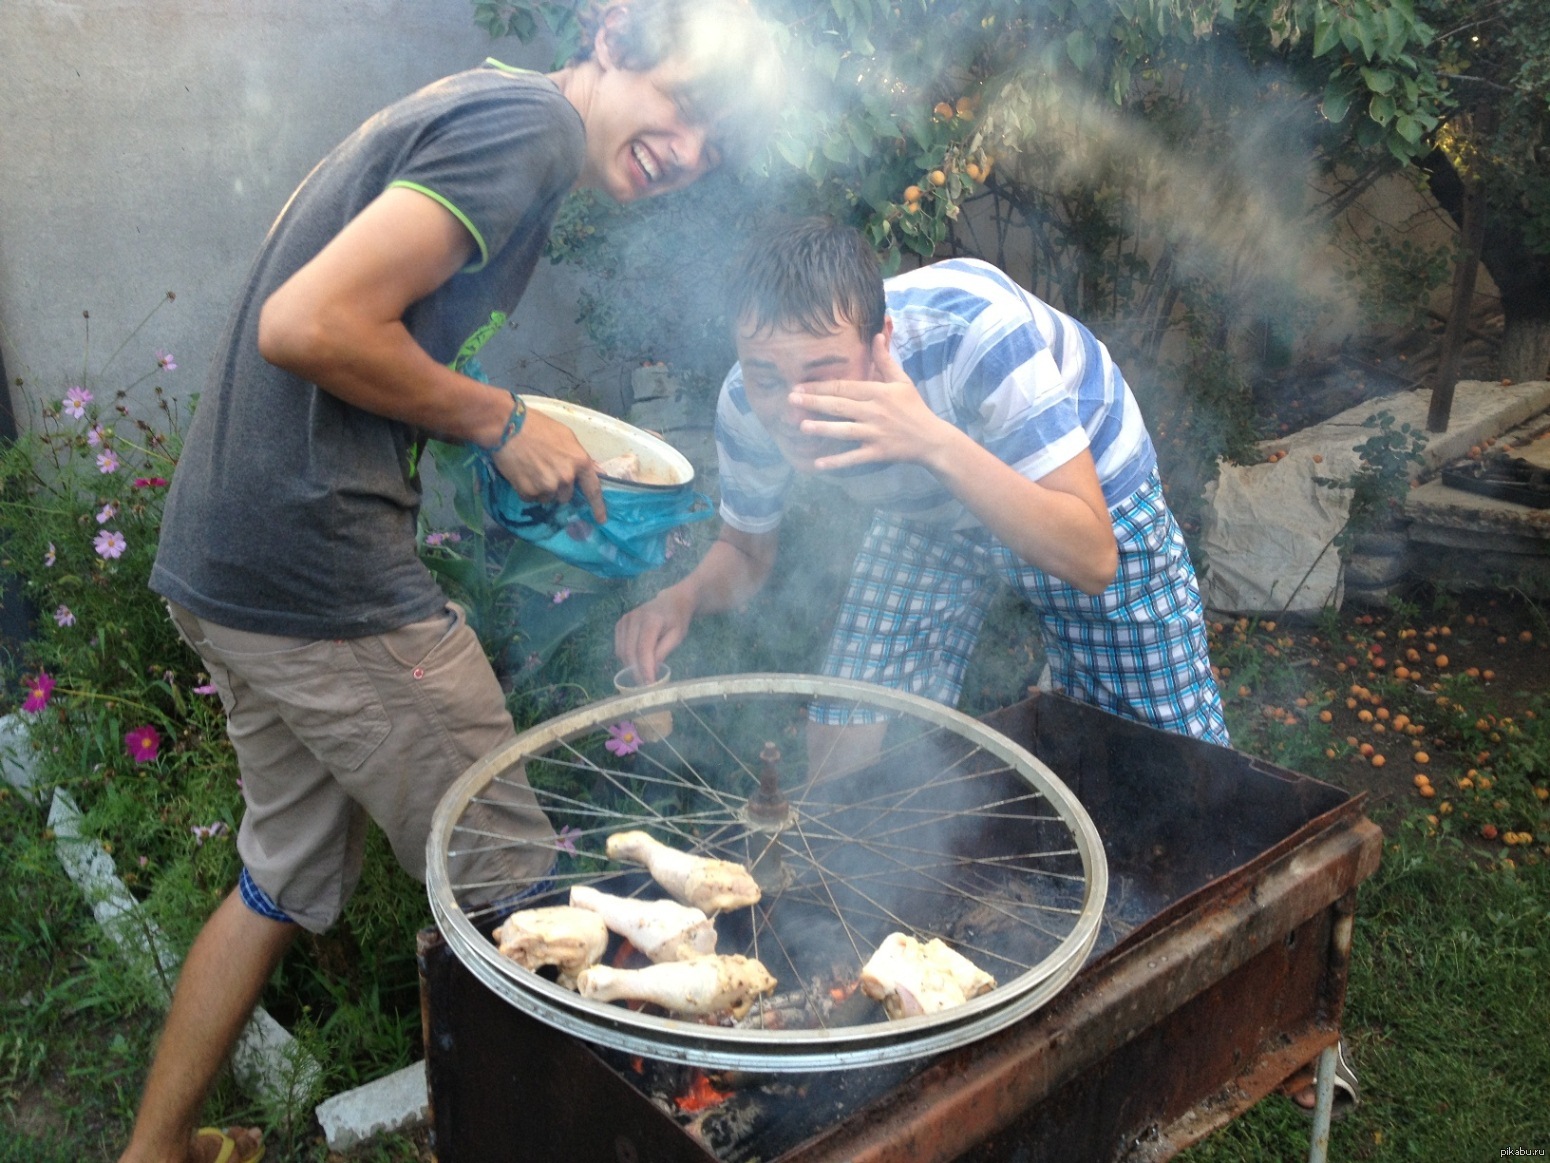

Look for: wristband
[478,393,527,455]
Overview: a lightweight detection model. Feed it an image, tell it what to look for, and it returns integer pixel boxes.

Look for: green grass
[1182,821,1550,1161]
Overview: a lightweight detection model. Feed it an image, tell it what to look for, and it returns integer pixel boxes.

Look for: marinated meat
[570,884,717,962]
[577,954,777,1018]
[859,932,996,1019]
[605,831,761,913]
[596,451,642,481]
[493,905,609,988]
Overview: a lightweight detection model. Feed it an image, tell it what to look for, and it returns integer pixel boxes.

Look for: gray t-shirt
[152,63,583,637]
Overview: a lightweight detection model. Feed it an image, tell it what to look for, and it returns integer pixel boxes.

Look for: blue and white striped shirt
[716,257,1157,534]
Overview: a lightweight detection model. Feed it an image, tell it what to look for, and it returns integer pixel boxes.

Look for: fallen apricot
[1415,751,1430,764]
[1481,823,1499,840]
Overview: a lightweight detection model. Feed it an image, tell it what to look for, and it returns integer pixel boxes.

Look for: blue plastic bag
[477,457,714,579]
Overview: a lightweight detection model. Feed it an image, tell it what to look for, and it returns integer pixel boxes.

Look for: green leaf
[1393,113,1423,144]
[1321,83,1354,124]
[1382,6,1409,55]
[1066,28,1097,71]
[775,135,811,170]
[845,118,876,158]
[510,592,602,670]
[1369,92,1396,125]
[1354,12,1376,59]
[422,553,486,602]
[1313,14,1340,58]
[1360,67,1396,94]
[491,541,601,594]
[812,42,843,82]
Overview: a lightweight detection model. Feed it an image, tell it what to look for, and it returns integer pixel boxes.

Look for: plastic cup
[613,664,673,742]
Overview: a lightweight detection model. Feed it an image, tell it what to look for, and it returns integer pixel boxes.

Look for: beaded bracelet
[479,393,527,455]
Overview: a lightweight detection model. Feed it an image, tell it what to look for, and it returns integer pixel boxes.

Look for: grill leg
[1306,1042,1338,1163]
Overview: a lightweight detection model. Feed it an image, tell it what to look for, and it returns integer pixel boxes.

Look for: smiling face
[736,317,888,472]
[577,53,721,203]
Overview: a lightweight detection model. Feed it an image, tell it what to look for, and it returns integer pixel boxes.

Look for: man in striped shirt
[616,217,1227,746]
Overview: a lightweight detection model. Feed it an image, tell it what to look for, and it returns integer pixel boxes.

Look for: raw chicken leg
[859,932,996,1019]
[577,954,777,1017]
[569,885,717,962]
[605,831,761,913]
[493,905,609,988]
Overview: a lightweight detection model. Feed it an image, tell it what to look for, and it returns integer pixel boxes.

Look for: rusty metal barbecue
[422,684,1380,1162]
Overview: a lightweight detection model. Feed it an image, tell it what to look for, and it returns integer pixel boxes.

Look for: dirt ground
[1210,586,1550,817]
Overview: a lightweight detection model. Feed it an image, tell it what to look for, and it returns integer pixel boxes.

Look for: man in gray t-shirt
[123,3,779,1161]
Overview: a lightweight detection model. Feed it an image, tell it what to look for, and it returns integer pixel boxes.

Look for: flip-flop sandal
[195,1126,266,1163]
[1288,1039,1360,1119]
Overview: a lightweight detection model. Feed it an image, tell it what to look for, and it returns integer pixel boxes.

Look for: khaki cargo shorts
[167,601,555,932]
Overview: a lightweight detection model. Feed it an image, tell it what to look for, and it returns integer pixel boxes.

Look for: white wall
[0,0,601,428]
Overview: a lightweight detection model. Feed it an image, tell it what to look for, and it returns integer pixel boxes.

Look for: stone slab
[1201,381,1550,614]
[315,1061,429,1151]
[1261,379,1550,471]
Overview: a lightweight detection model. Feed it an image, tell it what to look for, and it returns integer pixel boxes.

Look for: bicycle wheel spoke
[429,677,1107,1069]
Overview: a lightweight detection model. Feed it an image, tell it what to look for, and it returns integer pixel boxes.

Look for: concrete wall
[0,0,601,428]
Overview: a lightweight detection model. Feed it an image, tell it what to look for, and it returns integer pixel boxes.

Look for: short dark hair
[575,0,783,169]
[730,217,888,340]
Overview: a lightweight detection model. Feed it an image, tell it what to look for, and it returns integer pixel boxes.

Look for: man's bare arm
[794,334,1117,594]
[615,526,779,680]
[257,187,603,517]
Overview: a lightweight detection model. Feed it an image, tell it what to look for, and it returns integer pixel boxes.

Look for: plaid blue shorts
[815,470,1229,744]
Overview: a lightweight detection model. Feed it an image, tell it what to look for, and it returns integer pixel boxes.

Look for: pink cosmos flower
[44,543,56,567]
[423,530,462,548]
[54,605,75,628]
[94,529,127,559]
[62,386,92,418]
[155,349,177,371]
[96,501,118,524]
[96,449,120,474]
[552,588,572,604]
[124,725,161,763]
[556,825,582,856]
[22,672,56,714]
[605,722,642,756]
[193,682,218,696]
[132,476,169,489]
[87,425,106,448]
[190,821,228,846]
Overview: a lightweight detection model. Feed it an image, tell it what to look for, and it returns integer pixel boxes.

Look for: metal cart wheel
[426,674,1107,1072]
